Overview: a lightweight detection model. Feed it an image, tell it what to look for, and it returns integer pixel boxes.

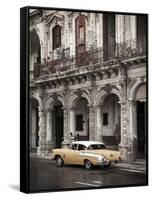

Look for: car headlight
[96,155,104,162]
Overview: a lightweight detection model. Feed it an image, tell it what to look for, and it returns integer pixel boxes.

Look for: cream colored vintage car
[53,141,121,169]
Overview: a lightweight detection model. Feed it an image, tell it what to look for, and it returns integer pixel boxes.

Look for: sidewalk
[30,152,54,160]
[116,160,146,172]
[30,153,147,172]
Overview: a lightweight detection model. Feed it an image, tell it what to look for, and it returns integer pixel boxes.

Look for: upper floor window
[52,25,61,49]
[75,15,86,66]
[103,14,115,61]
[137,15,147,53]
[79,26,85,44]
[75,15,86,47]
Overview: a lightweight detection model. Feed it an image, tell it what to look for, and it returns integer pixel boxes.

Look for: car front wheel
[56,156,64,167]
[103,163,111,168]
[84,160,92,169]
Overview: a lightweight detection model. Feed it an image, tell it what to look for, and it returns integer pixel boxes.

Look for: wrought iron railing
[33,39,146,78]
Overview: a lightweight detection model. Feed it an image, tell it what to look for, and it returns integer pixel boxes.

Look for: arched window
[52,25,61,49]
[103,14,115,61]
[75,15,86,48]
[75,15,86,66]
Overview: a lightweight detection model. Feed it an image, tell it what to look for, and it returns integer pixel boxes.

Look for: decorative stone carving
[73,89,83,98]
[37,106,46,155]
[51,93,58,101]
[98,84,119,95]
[129,78,137,89]
[87,73,95,87]
[62,108,69,145]
[88,106,95,141]
[103,84,112,93]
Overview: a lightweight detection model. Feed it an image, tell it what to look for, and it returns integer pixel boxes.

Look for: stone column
[128,100,137,161]
[96,105,103,142]
[62,107,70,148]
[37,106,46,156]
[119,101,130,162]
[46,108,54,152]
[89,105,95,141]
[46,109,52,141]
[69,108,75,135]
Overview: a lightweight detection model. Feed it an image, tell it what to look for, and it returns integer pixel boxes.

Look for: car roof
[71,141,105,147]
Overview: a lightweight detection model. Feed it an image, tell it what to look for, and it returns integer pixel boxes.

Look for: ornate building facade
[29,9,147,162]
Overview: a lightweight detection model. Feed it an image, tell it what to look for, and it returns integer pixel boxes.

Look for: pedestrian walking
[75,133,80,141]
[70,132,75,143]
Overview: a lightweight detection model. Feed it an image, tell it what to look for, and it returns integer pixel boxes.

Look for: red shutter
[75,15,86,66]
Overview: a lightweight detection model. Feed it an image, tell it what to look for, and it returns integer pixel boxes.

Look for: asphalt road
[29,158,147,192]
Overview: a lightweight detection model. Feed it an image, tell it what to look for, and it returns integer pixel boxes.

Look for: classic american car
[52,141,121,169]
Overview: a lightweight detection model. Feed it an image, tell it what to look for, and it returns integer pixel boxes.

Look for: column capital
[68,106,75,110]
[87,103,94,108]
[38,106,45,112]
[47,107,54,112]
[128,100,136,106]
[62,106,68,111]
[94,104,104,109]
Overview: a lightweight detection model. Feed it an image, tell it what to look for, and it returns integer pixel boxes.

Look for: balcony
[33,39,146,79]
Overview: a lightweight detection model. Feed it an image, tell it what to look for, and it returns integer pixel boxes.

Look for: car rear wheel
[84,160,92,170]
[56,156,64,167]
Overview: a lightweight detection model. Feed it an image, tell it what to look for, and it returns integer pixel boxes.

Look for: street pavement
[30,152,147,172]
[29,157,147,192]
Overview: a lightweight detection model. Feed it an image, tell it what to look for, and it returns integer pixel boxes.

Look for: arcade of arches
[30,29,41,79]
[30,83,146,161]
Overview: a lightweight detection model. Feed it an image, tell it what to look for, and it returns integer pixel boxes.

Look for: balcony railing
[33,39,146,79]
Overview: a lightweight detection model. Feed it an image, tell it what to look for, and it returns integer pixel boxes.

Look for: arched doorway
[47,100,64,148]
[30,29,41,78]
[102,94,121,148]
[30,98,39,153]
[135,83,146,158]
[70,97,89,140]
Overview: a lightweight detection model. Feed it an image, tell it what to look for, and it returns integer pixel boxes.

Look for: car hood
[84,149,120,160]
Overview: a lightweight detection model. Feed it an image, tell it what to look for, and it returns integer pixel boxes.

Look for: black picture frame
[20,6,148,193]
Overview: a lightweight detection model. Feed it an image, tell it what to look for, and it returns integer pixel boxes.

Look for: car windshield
[87,144,106,150]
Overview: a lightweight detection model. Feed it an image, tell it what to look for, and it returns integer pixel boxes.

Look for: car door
[74,144,86,165]
[63,143,78,164]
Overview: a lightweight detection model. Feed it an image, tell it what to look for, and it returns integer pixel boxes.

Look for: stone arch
[30,94,40,153]
[30,29,41,52]
[129,78,146,101]
[68,92,91,108]
[46,94,65,111]
[96,87,122,106]
[30,94,42,108]
[30,29,41,78]
[129,78,147,159]
[45,93,65,149]
[69,91,91,141]
[101,93,121,146]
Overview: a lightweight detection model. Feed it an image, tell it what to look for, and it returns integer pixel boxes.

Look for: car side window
[78,144,86,151]
[87,145,93,150]
[71,144,78,150]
